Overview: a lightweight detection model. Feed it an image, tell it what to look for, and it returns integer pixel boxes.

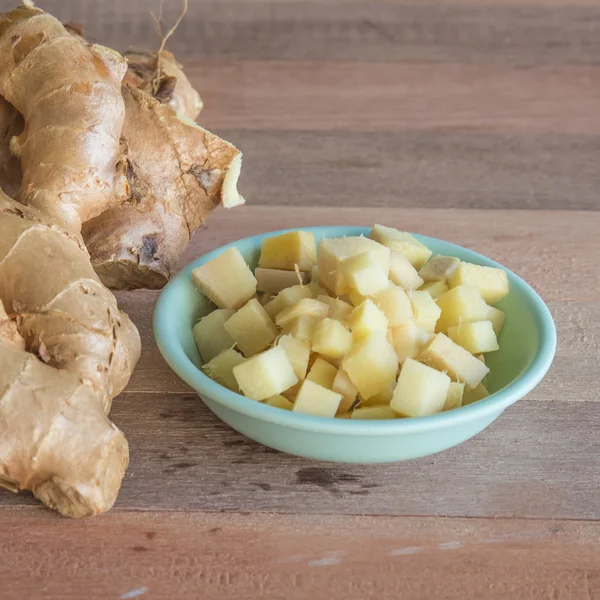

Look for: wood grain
[2,511,599,600]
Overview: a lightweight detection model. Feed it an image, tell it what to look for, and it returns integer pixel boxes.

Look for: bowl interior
[160,226,548,401]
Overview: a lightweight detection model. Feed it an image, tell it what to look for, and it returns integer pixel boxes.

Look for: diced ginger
[447,321,499,354]
[192,247,257,309]
[443,382,465,411]
[418,333,489,389]
[264,285,312,320]
[192,308,235,363]
[341,252,389,296]
[419,280,448,300]
[275,298,330,327]
[373,285,413,327]
[312,318,352,360]
[342,332,398,400]
[332,369,358,414]
[318,236,390,295]
[463,383,490,405]
[391,358,451,417]
[419,255,460,282]
[486,306,505,334]
[255,268,308,293]
[391,320,432,364]
[259,231,317,271]
[316,295,353,322]
[475,353,486,364]
[435,285,491,333]
[223,299,278,357]
[264,395,294,411]
[233,346,298,401]
[409,290,442,332]
[448,262,509,304]
[348,299,388,339]
[281,316,318,344]
[202,348,246,392]
[358,381,395,406]
[306,357,338,389]
[277,335,311,380]
[282,381,302,401]
[389,251,424,290]
[258,292,275,306]
[351,406,398,420]
[369,224,432,269]
[348,289,368,307]
[292,380,342,418]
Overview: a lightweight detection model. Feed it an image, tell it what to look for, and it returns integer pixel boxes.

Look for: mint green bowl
[153,226,556,463]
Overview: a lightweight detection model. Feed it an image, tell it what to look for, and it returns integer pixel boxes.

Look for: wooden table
[2,0,600,598]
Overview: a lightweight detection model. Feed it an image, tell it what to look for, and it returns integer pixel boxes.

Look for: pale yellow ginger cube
[486,306,505,334]
[233,346,298,401]
[192,308,236,363]
[332,369,358,414]
[418,333,489,389]
[409,290,442,332]
[192,247,257,309]
[292,380,342,418]
[306,357,338,389]
[449,262,509,304]
[447,321,499,354]
[373,285,413,327]
[391,358,451,417]
[391,320,432,364]
[281,315,318,344]
[443,382,465,411]
[223,299,278,357]
[275,298,330,327]
[202,348,246,392]
[419,280,449,300]
[264,395,294,411]
[348,299,388,339]
[259,230,317,271]
[389,251,424,290]
[309,266,327,298]
[351,405,398,420]
[369,224,432,269]
[358,381,395,406]
[277,335,311,380]
[419,255,460,282]
[312,318,352,360]
[435,285,491,333]
[264,285,312,320]
[255,268,308,293]
[282,381,302,401]
[318,236,390,295]
[342,332,398,399]
[463,383,490,405]
[316,295,353,322]
[258,292,275,306]
[348,289,368,307]
[341,251,390,296]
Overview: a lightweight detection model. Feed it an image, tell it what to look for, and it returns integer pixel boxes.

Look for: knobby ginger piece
[259,231,317,272]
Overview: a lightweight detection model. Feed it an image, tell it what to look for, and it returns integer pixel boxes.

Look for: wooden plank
[2,511,599,600]
[17,0,600,66]
[208,129,600,211]
[193,61,600,135]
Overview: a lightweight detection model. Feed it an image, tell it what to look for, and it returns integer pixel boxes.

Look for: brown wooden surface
[1,0,599,598]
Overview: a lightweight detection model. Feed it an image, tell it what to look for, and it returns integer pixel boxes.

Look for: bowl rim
[153,225,557,435]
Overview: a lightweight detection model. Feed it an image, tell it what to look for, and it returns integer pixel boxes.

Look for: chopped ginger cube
[332,369,358,414]
[342,332,398,399]
[486,306,505,334]
[389,251,424,290]
[312,318,352,360]
[277,335,310,380]
[435,285,491,333]
[418,333,489,389]
[391,358,451,417]
[443,381,465,411]
[369,225,432,269]
[281,315,318,344]
[192,308,235,363]
[255,268,308,293]
[292,380,342,418]
[233,346,298,401]
[373,285,413,327]
[275,298,330,327]
[348,299,388,339]
[463,382,490,405]
[449,262,509,304]
[358,380,395,406]
[263,285,312,320]
[259,231,317,271]
[341,252,389,296]
[306,357,338,389]
[316,295,354,322]
[351,405,398,420]
[447,321,499,354]
[419,255,460,282]
[391,321,432,364]
[202,348,246,392]
[192,247,257,309]
[419,280,448,300]
[223,299,278,357]
[409,290,442,332]
[264,395,294,411]
[348,289,368,307]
